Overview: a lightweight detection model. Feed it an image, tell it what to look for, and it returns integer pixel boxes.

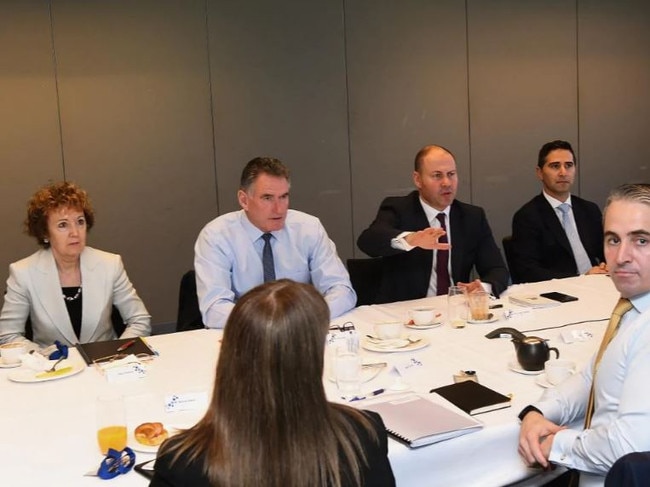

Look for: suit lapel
[31,250,78,344]
[534,195,573,255]
[79,248,104,342]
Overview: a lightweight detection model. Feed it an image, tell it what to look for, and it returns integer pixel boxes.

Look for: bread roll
[134,422,168,446]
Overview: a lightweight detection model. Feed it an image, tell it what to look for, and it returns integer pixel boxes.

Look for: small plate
[508,361,544,376]
[405,322,442,330]
[535,374,554,388]
[7,360,85,383]
[362,337,429,353]
[0,360,22,369]
[467,313,498,325]
[128,426,171,453]
[328,366,382,384]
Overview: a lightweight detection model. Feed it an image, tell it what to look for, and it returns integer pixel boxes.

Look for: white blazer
[0,247,151,347]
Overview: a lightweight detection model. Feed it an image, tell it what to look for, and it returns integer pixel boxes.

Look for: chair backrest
[501,235,518,284]
[347,258,383,306]
[176,269,205,332]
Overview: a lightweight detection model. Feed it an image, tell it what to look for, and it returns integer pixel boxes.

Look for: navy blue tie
[261,233,276,283]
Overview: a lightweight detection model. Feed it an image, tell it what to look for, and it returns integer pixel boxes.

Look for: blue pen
[349,388,385,402]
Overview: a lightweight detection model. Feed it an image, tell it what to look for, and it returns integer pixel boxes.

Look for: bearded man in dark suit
[357,145,509,304]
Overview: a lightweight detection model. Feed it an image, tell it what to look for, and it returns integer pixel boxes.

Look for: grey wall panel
[207,0,353,258]
[51,0,216,325]
[467,0,579,249]
[345,0,470,256]
[578,0,650,207]
[0,1,63,282]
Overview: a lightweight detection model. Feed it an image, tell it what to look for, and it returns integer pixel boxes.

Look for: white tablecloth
[0,275,619,487]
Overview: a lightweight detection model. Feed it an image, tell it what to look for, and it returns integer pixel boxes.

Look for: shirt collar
[419,197,450,224]
[239,210,278,241]
[542,190,572,210]
[630,291,650,314]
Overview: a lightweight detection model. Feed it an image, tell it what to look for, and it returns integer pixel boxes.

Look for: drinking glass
[448,285,468,328]
[467,290,489,321]
[96,393,127,454]
[334,348,362,394]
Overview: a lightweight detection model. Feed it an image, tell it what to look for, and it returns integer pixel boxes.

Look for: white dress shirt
[533,291,650,486]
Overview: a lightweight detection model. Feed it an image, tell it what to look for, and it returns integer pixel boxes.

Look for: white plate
[405,322,442,330]
[467,314,498,324]
[0,360,22,369]
[535,374,554,388]
[328,366,382,384]
[362,337,430,353]
[7,361,85,383]
[128,426,170,453]
[508,361,544,376]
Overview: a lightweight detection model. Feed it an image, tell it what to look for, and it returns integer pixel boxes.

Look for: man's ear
[535,166,543,182]
[413,170,422,189]
[237,189,248,210]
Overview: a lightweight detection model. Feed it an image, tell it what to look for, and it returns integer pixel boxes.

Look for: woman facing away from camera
[151,279,395,487]
[0,181,151,348]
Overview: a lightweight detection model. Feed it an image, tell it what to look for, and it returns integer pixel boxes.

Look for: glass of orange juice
[96,393,127,454]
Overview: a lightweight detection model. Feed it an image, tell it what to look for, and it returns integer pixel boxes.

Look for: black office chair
[502,235,519,284]
[176,269,205,332]
[346,257,383,306]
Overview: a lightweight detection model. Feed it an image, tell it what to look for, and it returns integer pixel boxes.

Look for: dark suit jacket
[605,452,650,487]
[150,410,395,487]
[510,193,604,283]
[357,191,509,303]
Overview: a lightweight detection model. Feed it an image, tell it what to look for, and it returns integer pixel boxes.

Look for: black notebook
[76,337,156,365]
[430,380,511,416]
[364,395,482,448]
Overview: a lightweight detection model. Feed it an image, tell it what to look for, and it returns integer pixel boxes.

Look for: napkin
[98,354,148,383]
[19,352,50,372]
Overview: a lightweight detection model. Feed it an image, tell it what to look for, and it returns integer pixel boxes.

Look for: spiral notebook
[365,395,483,448]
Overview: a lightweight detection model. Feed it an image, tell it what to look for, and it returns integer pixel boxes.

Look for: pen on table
[116,339,136,353]
[349,388,385,402]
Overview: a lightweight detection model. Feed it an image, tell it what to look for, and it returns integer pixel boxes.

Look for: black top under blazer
[357,191,509,303]
[510,193,604,284]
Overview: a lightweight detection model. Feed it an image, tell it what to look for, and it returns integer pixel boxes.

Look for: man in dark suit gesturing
[357,145,509,304]
[510,140,606,283]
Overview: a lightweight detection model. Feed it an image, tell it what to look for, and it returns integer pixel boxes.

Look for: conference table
[0,275,619,487]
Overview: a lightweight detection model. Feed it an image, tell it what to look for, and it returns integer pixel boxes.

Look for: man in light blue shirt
[518,183,650,486]
[194,157,356,328]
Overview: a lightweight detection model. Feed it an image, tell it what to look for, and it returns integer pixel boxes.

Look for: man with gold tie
[518,183,650,486]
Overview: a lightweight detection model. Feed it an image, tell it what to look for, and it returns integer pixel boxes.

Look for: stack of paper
[508,294,560,309]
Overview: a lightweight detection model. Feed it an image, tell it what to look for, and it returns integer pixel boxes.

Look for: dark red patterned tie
[435,213,450,295]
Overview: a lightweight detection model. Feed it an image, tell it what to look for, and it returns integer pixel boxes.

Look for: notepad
[76,337,156,365]
[508,294,561,309]
[430,380,512,416]
[364,395,483,448]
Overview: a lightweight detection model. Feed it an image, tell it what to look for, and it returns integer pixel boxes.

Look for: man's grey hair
[604,184,650,214]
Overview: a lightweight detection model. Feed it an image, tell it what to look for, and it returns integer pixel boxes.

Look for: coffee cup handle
[549,347,560,359]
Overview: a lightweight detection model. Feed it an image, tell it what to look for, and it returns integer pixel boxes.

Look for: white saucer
[535,374,554,388]
[467,314,498,325]
[508,361,544,376]
[0,360,21,369]
[405,322,442,330]
[362,337,430,353]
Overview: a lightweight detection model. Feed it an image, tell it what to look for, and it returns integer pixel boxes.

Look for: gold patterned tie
[584,297,633,428]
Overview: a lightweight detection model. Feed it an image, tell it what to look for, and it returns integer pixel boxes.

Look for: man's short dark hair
[537,140,577,168]
[240,157,290,191]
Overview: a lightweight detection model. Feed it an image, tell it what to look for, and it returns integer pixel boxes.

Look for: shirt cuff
[549,428,581,467]
[391,232,415,251]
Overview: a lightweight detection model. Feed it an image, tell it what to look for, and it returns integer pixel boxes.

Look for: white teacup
[545,359,576,385]
[0,342,27,365]
[409,307,438,325]
[374,322,402,340]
